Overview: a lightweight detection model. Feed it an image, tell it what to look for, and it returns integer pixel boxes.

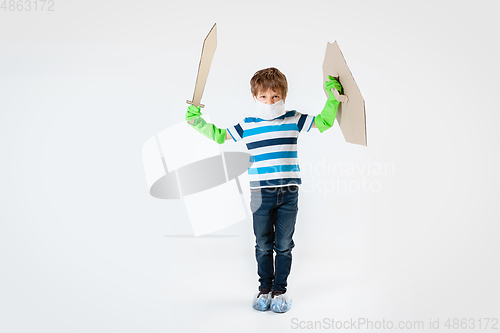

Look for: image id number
[445,318,499,330]
[1,0,55,11]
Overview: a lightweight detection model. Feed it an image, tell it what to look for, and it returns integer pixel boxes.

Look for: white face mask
[253,98,286,120]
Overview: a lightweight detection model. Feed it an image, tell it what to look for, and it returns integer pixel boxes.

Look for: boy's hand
[324,75,343,101]
[185,105,202,122]
[184,104,227,144]
[315,76,343,133]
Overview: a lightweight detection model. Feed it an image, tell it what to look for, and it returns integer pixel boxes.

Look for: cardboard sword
[187,23,217,125]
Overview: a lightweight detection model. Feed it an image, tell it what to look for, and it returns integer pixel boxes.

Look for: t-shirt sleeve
[296,111,316,133]
[226,120,245,142]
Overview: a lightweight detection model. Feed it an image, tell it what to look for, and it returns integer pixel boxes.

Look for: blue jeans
[250,185,299,292]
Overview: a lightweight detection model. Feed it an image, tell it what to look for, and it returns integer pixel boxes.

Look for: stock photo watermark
[299,157,395,195]
[1,0,55,11]
[291,317,499,330]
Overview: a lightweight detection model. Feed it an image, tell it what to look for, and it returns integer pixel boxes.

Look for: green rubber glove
[314,75,343,133]
[185,105,227,144]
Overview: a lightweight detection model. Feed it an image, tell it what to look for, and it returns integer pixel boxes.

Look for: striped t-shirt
[226,110,315,189]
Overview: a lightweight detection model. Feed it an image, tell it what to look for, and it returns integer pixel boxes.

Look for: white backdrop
[1,0,499,332]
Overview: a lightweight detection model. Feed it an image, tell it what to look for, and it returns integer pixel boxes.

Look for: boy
[185,67,342,313]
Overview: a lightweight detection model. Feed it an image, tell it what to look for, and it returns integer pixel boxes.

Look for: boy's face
[253,89,287,105]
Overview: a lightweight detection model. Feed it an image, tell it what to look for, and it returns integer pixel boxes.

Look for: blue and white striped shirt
[227,110,315,189]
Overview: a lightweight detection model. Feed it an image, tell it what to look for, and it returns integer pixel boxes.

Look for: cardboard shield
[322,41,367,146]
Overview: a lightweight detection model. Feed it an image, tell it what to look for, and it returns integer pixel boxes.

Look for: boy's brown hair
[250,67,288,98]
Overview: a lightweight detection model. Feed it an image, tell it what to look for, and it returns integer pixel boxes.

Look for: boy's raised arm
[314,76,343,133]
[185,105,228,144]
